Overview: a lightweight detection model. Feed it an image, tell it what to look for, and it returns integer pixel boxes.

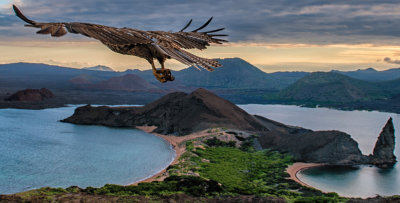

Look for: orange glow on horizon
[2,39,400,72]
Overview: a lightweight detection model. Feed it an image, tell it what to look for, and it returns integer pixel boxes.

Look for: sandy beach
[132,126,214,184]
[286,162,323,188]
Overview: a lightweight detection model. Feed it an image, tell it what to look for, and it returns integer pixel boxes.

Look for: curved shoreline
[127,137,176,185]
[131,126,213,185]
[286,162,323,188]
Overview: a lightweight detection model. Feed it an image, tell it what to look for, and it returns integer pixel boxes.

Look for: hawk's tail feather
[159,46,195,67]
[158,46,220,71]
[175,49,221,71]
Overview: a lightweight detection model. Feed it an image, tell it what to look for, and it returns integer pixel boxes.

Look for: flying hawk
[12,5,227,83]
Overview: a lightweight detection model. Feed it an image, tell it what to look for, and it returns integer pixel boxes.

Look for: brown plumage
[12,5,227,83]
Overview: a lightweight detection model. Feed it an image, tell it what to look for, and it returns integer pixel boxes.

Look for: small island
[0,88,65,109]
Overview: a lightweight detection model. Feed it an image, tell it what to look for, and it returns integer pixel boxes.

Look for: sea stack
[370,117,397,168]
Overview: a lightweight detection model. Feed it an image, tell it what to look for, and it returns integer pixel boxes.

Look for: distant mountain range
[2,58,400,91]
[172,58,294,89]
[280,71,400,102]
[123,58,305,90]
[333,68,400,81]
[82,65,114,72]
[0,63,117,89]
[0,58,303,91]
[2,58,400,112]
[273,71,400,113]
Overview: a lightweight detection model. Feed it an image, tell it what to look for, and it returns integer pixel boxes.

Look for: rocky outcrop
[62,88,268,135]
[258,130,369,165]
[257,116,397,166]
[255,115,369,165]
[5,88,54,101]
[369,117,397,168]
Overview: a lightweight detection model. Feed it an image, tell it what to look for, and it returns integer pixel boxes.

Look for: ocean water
[0,106,175,195]
[239,104,400,198]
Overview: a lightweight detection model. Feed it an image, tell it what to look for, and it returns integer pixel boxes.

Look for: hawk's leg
[150,60,167,83]
[157,57,174,81]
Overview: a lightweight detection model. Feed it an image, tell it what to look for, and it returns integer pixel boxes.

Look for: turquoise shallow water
[240,104,400,198]
[0,106,175,195]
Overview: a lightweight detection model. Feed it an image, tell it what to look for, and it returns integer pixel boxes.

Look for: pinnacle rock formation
[370,117,397,168]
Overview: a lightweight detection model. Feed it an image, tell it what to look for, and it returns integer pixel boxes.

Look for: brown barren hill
[5,88,54,102]
[62,88,267,135]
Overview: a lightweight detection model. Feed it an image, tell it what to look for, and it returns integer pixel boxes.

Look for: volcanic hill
[5,88,54,102]
[63,88,268,135]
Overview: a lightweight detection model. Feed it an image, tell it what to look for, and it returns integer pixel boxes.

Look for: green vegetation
[239,135,258,152]
[82,176,221,197]
[195,147,292,194]
[181,145,345,202]
[16,187,68,202]
[204,137,236,147]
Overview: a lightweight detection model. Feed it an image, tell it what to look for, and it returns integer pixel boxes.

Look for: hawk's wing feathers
[13,5,227,72]
[13,5,151,44]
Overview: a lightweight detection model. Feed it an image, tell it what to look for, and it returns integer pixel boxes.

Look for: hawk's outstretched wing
[13,5,227,71]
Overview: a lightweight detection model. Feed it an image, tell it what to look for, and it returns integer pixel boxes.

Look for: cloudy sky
[2,0,400,72]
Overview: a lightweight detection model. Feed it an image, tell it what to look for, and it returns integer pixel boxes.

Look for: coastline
[131,126,214,184]
[286,162,323,188]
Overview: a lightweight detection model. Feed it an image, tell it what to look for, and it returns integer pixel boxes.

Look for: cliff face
[258,130,368,165]
[369,118,397,168]
[5,88,54,101]
[258,117,397,166]
[254,115,369,165]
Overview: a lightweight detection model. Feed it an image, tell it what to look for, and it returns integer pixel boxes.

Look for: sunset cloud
[383,57,400,65]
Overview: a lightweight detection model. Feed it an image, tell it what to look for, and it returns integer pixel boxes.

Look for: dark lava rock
[5,88,54,101]
[369,117,397,168]
[258,130,369,165]
[62,88,268,135]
